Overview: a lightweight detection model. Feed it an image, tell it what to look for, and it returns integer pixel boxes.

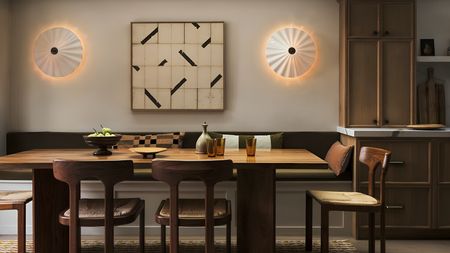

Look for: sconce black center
[50,47,59,55]
[288,47,296,55]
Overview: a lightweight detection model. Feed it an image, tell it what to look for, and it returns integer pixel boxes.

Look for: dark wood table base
[33,169,69,253]
[237,167,276,253]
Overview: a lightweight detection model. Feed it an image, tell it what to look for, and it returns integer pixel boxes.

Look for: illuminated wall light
[265,26,317,79]
[33,27,84,79]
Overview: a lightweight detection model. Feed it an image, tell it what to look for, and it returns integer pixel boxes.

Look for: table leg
[33,169,69,253]
[237,167,275,253]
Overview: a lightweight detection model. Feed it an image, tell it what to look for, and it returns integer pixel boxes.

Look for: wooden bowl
[83,135,122,156]
[129,147,167,159]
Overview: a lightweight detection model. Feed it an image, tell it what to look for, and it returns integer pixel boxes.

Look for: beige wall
[8,0,339,133]
[0,0,10,155]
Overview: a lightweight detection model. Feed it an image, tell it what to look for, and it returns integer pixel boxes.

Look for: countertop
[337,126,450,138]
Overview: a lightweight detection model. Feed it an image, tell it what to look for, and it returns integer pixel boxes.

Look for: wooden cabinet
[348,41,379,126]
[348,0,415,38]
[381,41,414,126]
[348,0,379,37]
[341,135,450,239]
[339,0,415,127]
[382,1,415,38]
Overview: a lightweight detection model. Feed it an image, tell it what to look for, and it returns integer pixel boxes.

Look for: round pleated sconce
[33,27,84,78]
[265,27,317,79]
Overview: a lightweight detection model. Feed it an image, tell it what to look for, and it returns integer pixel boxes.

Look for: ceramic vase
[196,122,212,154]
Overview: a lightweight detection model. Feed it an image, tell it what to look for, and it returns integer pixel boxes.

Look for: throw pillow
[325,141,353,176]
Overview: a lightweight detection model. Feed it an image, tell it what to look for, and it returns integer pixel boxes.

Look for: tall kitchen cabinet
[339,0,416,127]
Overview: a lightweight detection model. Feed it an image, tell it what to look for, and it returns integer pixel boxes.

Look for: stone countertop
[337,126,450,138]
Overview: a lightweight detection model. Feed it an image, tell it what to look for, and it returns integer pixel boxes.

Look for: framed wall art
[131,22,224,110]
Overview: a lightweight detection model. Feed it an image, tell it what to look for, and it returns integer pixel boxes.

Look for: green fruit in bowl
[88,126,116,137]
[102,127,112,134]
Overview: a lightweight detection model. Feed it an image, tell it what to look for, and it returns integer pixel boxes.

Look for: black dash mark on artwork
[192,23,200,29]
[211,74,223,88]
[201,38,211,48]
[179,50,197,66]
[141,27,158,45]
[158,59,168,66]
[145,89,161,108]
[171,78,187,95]
[132,65,140,71]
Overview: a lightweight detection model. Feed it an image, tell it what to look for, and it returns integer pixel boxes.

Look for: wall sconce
[33,27,84,78]
[265,26,317,79]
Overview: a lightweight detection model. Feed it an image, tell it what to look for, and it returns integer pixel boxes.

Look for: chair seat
[59,198,143,226]
[155,198,231,226]
[308,190,379,206]
[0,191,32,205]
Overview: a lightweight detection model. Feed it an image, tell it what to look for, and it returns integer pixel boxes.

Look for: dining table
[0,148,327,253]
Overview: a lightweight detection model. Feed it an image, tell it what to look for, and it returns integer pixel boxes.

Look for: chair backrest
[151,159,234,253]
[359,147,391,204]
[53,160,134,253]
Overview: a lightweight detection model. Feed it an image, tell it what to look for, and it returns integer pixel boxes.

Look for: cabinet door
[348,0,380,37]
[438,141,450,228]
[348,41,379,126]
[382,1,414,38]
[381,41,413,126]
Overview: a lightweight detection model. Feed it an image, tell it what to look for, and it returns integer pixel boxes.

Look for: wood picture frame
[131,22,225,111]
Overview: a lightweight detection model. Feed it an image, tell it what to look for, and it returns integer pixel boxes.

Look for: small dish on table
[406,124,446,130]
[129,147,168,159]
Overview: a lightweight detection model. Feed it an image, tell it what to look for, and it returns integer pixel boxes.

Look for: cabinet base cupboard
[339,0,416,127]
[341,135,450,239]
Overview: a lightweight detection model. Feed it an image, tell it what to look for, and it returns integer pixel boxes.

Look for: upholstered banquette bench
[2,132,352,181]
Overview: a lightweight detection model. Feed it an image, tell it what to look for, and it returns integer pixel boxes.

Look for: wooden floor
[349,239,450,253]
[0,236,449,253]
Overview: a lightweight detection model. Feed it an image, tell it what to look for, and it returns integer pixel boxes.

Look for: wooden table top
[0,148,328,170]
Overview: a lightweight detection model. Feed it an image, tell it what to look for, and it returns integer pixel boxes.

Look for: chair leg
[226,220,231,253]
[320,207,329,253]
[380,209,386,253]
[305,193,313,251]
[368,212,375,253]
[161,225,166,253]
[139,205,145,253]
[17,204,26,253]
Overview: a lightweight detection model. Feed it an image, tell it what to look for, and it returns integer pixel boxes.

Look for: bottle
[195,122,212,154]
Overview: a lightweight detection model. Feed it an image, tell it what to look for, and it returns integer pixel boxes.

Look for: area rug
[0,239,357,253]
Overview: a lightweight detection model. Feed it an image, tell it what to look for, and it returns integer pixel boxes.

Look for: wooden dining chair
[305,146,391,253]
[53,160,145,253]
[152,159,234,253]
[0,191,32,253]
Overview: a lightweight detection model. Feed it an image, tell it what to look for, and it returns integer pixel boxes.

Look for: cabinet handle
[384,31,390,35]
[386,205,404,210]
[373,31,379,35]
[389,161,405,165]
[373,119,378,124]
[384,119,389,124]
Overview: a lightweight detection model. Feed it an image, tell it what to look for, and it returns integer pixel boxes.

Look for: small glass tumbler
[215,138,226,156]
[207,139,217,157]
[246,137,257,156]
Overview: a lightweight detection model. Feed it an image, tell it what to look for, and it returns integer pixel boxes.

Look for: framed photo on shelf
[420,39,435,56]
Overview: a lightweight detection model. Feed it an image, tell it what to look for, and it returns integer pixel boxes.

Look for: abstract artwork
[265,26,317,78]
[131,22,224,110]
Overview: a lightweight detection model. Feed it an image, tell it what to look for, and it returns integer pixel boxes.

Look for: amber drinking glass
[246,137,257,156]
[216,138,226,156]
[207,139,217,157]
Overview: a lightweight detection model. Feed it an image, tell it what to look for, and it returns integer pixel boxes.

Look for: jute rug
[0,239,357,253]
